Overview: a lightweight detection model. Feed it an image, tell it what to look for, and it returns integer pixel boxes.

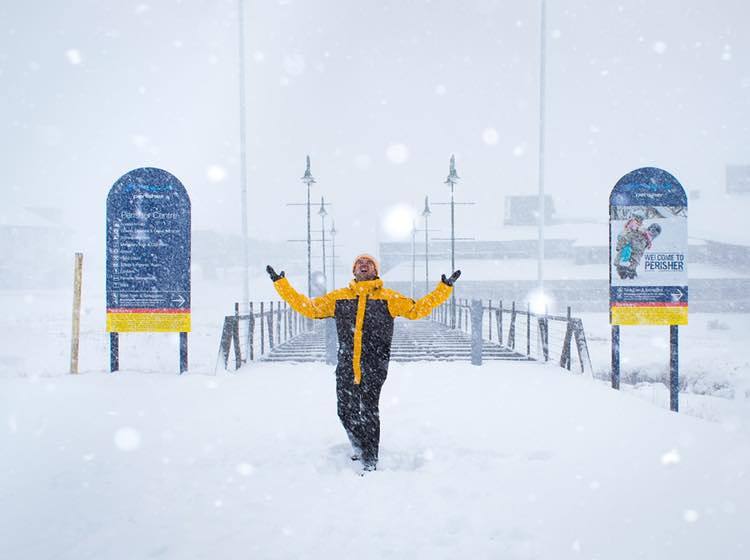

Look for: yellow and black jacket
[273,277,452,384]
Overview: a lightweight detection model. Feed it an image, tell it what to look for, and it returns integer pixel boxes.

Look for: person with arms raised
[266,254,460,472]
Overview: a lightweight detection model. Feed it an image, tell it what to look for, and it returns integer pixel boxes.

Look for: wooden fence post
[218,316,233,370]
[470,300,483,366]
[561,321,573,370]
[539,314,549,362]
[526,302,531,357]
[232,303,242,369]
[70,252,83,374]
[275,303,281,347]
[498,300,504,346]
[488,299,493,341]
[284,302,288,342]
[260,301,265,355]
[243,301,251,361]
[268,301,275,350]
[249,302,255,361]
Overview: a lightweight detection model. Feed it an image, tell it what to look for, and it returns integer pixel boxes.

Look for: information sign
[609,167,688,326]
[106,168,191,332]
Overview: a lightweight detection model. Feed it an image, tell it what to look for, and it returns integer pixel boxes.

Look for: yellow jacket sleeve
[272,277,336,319]
[387,281,452,320]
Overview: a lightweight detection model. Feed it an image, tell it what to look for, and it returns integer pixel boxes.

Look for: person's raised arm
[387,270,461,320]
[266,265,335,319]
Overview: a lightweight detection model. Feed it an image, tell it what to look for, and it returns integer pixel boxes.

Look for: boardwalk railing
[431,299,593,373]
[217,301,311,371]
[218,297,593,374]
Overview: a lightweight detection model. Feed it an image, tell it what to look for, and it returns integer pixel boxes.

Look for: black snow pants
[335,364,387,467]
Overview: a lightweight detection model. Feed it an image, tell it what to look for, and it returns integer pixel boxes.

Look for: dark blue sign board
[106,167,191,328]
[608,166,687,411]
[106,167,191,372]
[609,167,688,208]
[609,167,688,326]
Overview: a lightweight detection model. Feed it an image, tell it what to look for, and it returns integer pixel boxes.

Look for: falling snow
[2,1,750,558]
[206,165,227,182]
[482,127,499,145]
[652,41,667,54]
[661,449,681,465]
[65,49,82,65]
[385,143,409,164]
[113,427,141,451]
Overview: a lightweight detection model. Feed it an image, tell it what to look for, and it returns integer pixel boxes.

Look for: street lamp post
[422,196,431,296]
[411,220,417,299]
[318,197,328,291]
[330,220,337,289]
[444,154,460,328]
[301,155,316,297]
[237,0,250,306]
[538,0,547,295]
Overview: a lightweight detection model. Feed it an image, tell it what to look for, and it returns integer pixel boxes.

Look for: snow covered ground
[580,312,750,424]
[2,361,749,560]
[2,282,750,559]
[2,280,748,420]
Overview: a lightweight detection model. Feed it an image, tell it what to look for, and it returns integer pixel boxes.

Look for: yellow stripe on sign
[611,307,688,326]
[107,313,192,332]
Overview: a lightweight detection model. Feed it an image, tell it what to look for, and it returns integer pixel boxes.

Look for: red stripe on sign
[107,308,191,313]
[611,302,687,308]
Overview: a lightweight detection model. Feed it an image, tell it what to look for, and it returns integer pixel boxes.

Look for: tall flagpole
[537,0,547,294]
[237,0,250,305]
[411,221,416,299]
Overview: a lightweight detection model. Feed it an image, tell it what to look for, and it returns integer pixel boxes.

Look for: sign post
[609,167,688,411]
[611,325,620,389]
[106,168,191,373]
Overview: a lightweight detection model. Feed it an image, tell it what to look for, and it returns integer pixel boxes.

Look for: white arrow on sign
[670,289,684,302]
[171,295,186,307]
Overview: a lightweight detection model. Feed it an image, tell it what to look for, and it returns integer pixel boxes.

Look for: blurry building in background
[0,206,72,289]
[503,195,555,226]
[726,164,750,195]
[192,231,308,282]
[380,195,750,312]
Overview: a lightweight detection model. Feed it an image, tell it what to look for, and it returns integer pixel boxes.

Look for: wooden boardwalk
[261,319,531,363]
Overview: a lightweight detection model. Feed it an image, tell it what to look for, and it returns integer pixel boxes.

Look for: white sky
[2,0,749,262]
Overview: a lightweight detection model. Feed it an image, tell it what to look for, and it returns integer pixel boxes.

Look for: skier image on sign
[266,254,460,472]
[615,221,662,279]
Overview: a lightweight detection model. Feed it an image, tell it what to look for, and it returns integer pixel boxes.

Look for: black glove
[266,265,285,282]
[441,270,461,286]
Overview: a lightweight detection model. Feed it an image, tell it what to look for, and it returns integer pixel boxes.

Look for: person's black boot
[348,435,363,462]
[362,455,377,472]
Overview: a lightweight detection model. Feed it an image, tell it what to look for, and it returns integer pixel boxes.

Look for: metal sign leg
[110,332,119,372]
[670,325,679,412]
[611,325,620,389]
[180,332,188,374]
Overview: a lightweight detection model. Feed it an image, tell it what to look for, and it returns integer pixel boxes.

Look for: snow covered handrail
[431,299,593,373]
[216,301,309,371]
